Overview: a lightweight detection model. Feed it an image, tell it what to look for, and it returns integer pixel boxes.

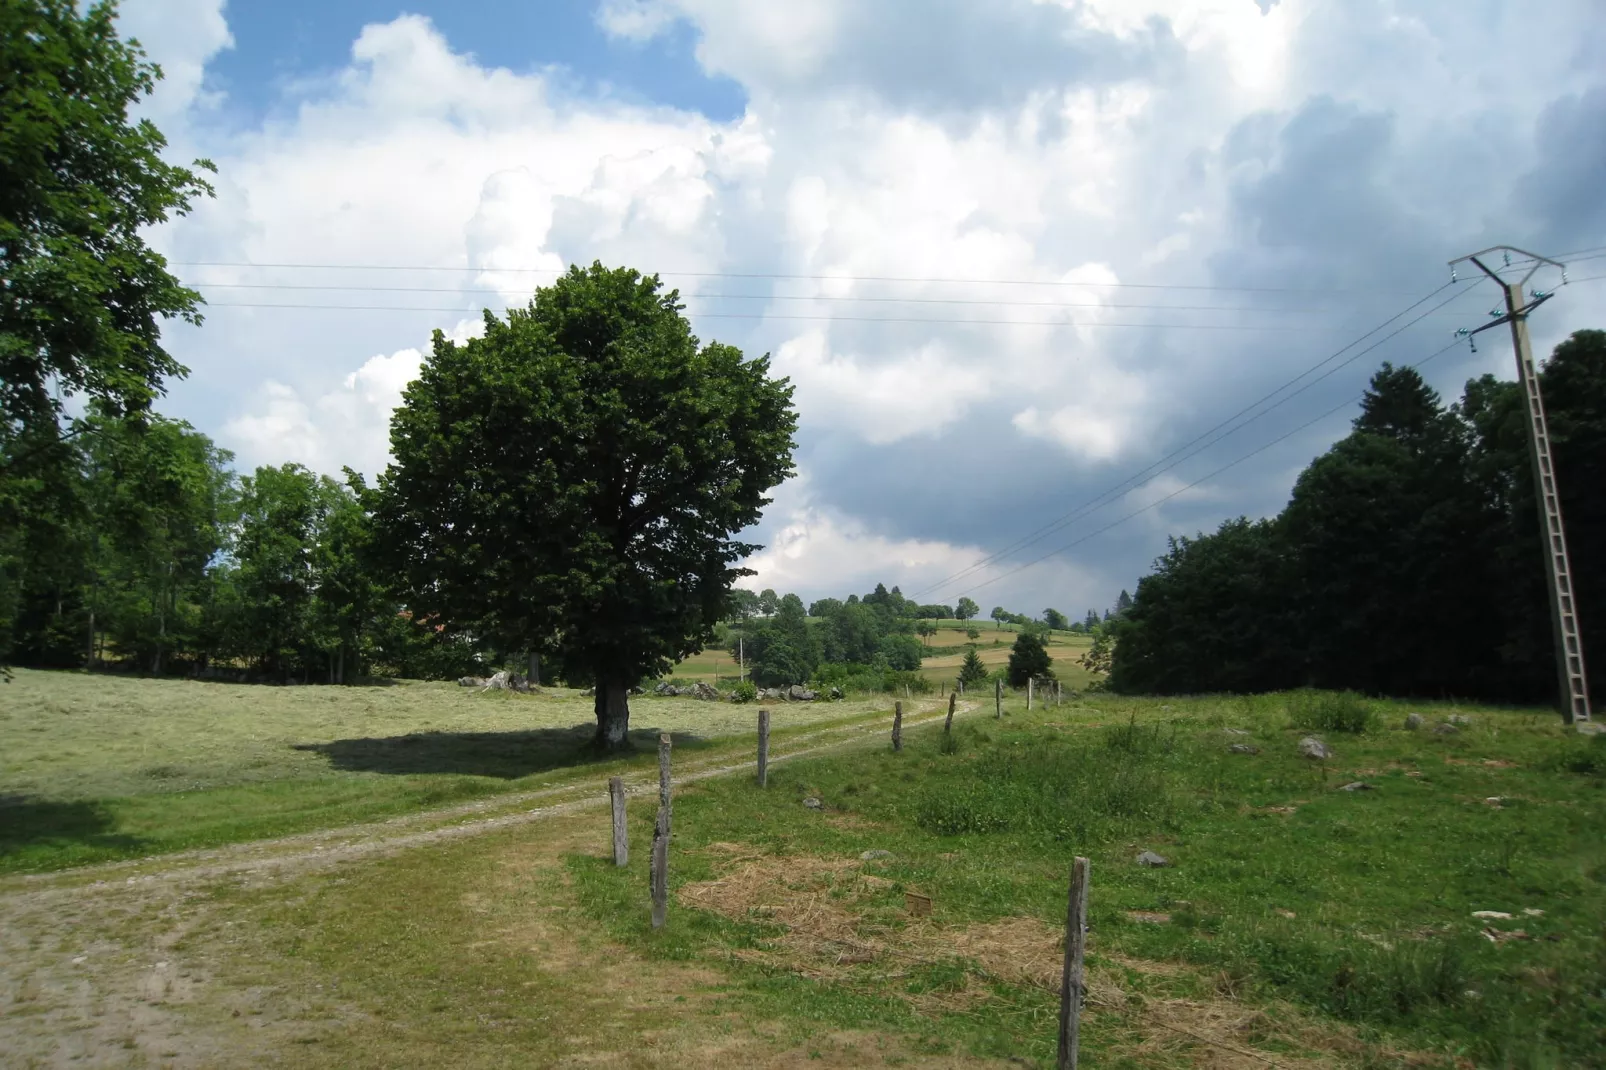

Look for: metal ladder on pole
[1452,246,1592,727]
[1511,297,1592,724]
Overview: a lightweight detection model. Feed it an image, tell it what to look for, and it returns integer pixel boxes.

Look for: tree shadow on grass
[293,724,714,779]
[0,794,146,860]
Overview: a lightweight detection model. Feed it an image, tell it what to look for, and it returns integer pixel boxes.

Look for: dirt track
[0,699,973,1068]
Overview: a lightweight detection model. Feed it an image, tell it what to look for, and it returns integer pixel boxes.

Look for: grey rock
[797,688,818,702]
[802,797,824,810]
[1433,723,1459,735]
[1338,781,1373,792]
[1223,728,1252,737]
[1448,714,1472,726]
[789,684,810,701]
[1298,736,1333,760]
[691,681,722,701]
[1404,713,1425,730]
[654,681,675,696]
[829,687,844,701]
[457,676,487,688]
[1228,743,1261,755]
[485,670,511,690]
[1137,850,1170,868]
[860,849,894,861]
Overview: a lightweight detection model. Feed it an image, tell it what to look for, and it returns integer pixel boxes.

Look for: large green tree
[0,0,213,451]
[374,264,797,747]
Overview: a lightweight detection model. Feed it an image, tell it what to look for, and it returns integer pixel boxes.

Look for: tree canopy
[372,263,798,747]
[1109,341,1606,711]
[0,0,215,448]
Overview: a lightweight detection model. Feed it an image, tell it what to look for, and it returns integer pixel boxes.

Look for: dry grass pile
[680,846,1428,1069]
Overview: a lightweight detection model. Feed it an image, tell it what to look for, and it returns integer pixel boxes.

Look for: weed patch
[1287,690,1377,734]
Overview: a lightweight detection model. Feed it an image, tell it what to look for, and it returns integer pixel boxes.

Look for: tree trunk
[85,608,95,672]
[593,678,631,750]
[337,645,345,686]
[529,651,540,687]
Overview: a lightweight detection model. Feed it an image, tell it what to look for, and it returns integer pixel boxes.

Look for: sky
[121,0,1606,618]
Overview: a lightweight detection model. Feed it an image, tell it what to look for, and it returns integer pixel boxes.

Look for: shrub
[1286,689,1376,733]
[730,680,757,703]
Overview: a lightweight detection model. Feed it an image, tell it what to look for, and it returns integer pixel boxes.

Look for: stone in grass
[1338,781,1373,792]
[1433,723,1460,736]
[1228,743,1261,755]
[1448,714,1472,726]
[860,849,894,861]
[802,797,824,810]
[1404,713,1425,730]
[1223,728,1252,736]
[1298,736,1333,760]
[1136,850,1170,867]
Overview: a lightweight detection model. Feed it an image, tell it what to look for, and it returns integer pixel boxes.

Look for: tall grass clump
[915,720,1185,842]
[1286,689,1376,734]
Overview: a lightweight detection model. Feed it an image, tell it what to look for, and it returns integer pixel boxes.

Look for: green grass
[0,668,893,874]
[562,691,1606,1067]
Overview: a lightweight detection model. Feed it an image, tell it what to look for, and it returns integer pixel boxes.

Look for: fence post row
[651,732,672,929]
[1057,857,1090,1069]
[608,775,628,867]
[756,708,770,788]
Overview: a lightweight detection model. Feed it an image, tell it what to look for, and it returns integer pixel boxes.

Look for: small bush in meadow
[730,680,758,703]
[1287,689,1376,733]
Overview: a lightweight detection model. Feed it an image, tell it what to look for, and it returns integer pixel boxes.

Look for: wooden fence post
[995,678,1002,720]
[945,691,956,734]
[1057,857,1090,1069]
[608,775,628,867]
[756,708,770,787]
[892,701,903,752]
[1028,677,1034,711]
[651,732,672,929]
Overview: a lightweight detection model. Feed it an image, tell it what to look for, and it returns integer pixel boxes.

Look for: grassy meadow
[0,668,886,874]
[7,666,1605,1066]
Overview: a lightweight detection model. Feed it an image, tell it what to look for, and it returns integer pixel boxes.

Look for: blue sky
[123,0,1606,617]
[204,0,745,123]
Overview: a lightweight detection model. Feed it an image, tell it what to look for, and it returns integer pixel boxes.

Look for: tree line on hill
[1108,334,1606,708]
[728,581,1086,691]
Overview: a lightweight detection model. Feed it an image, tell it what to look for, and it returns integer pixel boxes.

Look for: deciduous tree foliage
[1110,340,1606,709]
[373,264,798,748]
[0,0,214,445]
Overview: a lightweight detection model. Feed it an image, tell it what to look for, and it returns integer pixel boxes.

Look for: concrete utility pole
[1451,246,1593,729]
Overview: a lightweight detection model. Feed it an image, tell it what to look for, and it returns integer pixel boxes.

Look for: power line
[187,280,1388,316]
[912,279,1484,599]
[940,335,1472,601]
[198,301,1340,331]
[172,259,1438,295]
[931,268,1606,600]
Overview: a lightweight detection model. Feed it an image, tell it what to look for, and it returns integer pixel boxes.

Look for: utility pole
[1451,246,1592,729]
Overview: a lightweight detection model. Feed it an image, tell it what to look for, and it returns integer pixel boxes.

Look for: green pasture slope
[574,690,1606,1067]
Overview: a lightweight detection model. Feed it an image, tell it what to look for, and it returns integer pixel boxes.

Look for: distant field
[673,624,1099,689]
[0,669,887,873]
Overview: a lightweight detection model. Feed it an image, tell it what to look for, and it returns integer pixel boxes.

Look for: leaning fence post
[1057,857,1090,1069]
[892,701,903,751]
[608,775,628,866]
[651,732,672,929]
[945,691,956,734]
[756,708,770,787]
[995,678,1002,720]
